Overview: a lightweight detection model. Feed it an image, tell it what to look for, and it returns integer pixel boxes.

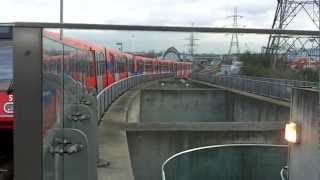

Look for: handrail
[97,73,174,99]
[161,144,288,180]
[192,74,296,100]
[96,74,144,99]
[218,75,309,87]
[230,75,317,87]
[95,73,175,120]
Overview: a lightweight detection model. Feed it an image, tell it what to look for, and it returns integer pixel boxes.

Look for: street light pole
[131,34,135,53]
[60,0,63,40]
[116,42,123,51]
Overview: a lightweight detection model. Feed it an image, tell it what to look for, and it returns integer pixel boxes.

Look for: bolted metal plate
[63,103,97,180]
[43,128,89,180]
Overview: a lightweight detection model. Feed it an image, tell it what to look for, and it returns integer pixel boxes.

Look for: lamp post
[60,0,63,40]
[116,42,123,51]
[131,34,135,53]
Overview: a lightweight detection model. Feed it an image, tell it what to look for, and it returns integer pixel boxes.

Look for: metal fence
[231,75,317,87]
[191,74,313,100]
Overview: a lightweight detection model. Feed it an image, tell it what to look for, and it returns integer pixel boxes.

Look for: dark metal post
[13,27,43,180]
[60,0,63,40]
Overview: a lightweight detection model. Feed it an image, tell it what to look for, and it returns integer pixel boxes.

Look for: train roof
[44,31,105,52]
[44,31,193,64]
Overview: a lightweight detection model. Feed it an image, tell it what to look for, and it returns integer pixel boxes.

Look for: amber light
[285,122,300,143]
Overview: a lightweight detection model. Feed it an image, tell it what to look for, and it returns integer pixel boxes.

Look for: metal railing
[191,74,314,100]
[96,73,174,121]
[162,144,288,180]
[231,75,317,88]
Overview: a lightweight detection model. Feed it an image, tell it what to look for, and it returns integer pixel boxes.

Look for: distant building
[220,65,232,75]
[287,48,320,69]
[287,48,320,62]
[219,60,242,75]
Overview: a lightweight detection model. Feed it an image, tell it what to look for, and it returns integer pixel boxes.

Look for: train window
[107,53,112,73]
[115,55,119,73]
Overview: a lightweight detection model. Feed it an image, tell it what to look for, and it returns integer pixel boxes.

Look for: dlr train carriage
[44,31,192,94]
[0,31,192,131]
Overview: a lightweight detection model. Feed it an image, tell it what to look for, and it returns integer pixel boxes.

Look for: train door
[132,56,137,75]
[125,56,128,78]
[119,55,128,79]
[140,59,145,74]
[85,51,97,94]
[177,63,181,77]
[95,52,104,92]
[114,55,118,81]
[106,51,114,86]
[144,60,148,75]
[158,61,161,74]
[127,55,133,77]
[102,50,108,88]
[80,52,86,87]
[153,60,157,74]
[136,57,143,75]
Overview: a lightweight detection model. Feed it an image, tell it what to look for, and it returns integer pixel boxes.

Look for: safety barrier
[231,75,317,87]
[191,74,316,101]
[96,73,174,121]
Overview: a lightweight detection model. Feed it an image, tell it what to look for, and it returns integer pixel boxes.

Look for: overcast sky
[1,0,318,54]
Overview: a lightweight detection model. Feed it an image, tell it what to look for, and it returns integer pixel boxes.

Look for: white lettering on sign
[3,102,13,114]
[8,95,13,102]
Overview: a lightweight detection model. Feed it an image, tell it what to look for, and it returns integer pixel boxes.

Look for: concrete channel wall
[140,89,226,122]
[127,130,285,180]
[138,89,289,123]
[124,80,290,180]
[225,91,289,122]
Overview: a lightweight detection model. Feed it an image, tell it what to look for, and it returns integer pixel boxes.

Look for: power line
[227,6,243,56]
[184,23,199,59]
[266,0,320,68]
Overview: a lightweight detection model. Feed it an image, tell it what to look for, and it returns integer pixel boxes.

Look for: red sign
[0,91,14,129]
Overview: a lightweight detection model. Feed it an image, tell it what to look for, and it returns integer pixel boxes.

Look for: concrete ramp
[98,78,289,180]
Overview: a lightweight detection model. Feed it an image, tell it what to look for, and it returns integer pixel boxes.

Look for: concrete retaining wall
[128,130,285,180]
[140,89,226,122]
[225,92,289,122]
[138,89,289,123]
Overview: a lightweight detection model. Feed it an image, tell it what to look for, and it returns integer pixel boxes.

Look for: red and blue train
[0,31,192,131]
